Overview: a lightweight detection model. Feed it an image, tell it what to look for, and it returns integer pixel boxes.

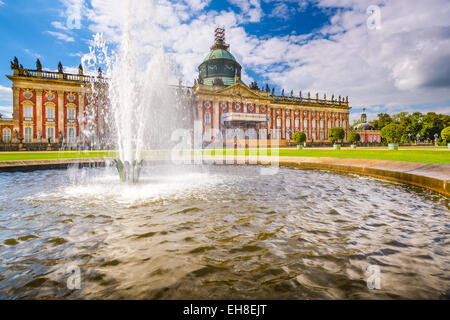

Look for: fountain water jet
[81,0,191,183]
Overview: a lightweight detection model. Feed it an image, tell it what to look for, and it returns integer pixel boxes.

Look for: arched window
[24,127,32,143]
[3,128,11,143]
[205,112,211,125]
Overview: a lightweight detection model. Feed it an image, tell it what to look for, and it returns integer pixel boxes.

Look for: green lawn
[0,151,116,161]
[0,148,448,164]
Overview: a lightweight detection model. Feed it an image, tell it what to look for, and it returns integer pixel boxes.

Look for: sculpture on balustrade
[299,91,302,99]
[265,84,270,92]
[331,94,334,101]
[249,81,259,90]
[290,90,293,97]
[78,64,83,75]
[36,59,42,71]
[58,62,63,73]
[10,57,19,69]
[308,92,310,99]
[98,67,103,78]
[281,89,284,97]
[271,88,274,96]
[316,92,318,100]
[324,93,326,100]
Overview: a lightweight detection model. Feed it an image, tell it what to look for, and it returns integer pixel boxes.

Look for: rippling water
[0,165,448,299]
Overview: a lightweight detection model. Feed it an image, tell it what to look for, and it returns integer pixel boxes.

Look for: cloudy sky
[0,0,449,123]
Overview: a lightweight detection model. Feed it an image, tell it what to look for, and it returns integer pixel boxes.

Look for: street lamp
[434,133,439,146]
[416,133,420,144]
[408,133,411,144]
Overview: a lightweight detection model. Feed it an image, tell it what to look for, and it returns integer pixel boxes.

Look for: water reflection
[0,165,448,299]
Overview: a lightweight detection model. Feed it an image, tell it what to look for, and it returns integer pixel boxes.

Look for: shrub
[348,132,360,144]
[441,126,450,143]
[380,123,404,144]
[328,127,345,143]
[293,131,306,145]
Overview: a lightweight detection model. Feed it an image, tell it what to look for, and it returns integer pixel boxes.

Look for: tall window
[205,112,211,125]
[68,109,75,121]
[24,127,32,143]
[312,119,316,129]
[295,118,299,130]
[328,120,331,129]
[24,106,33,119]
[47,127,55,143]
[303,119,308,130]
[320,120,324,129]
[343,120,347,128]
[276,117,281,129]
[68,127,75,143]
[46,107,55,120]
[312,132,316,140]
[320,131,324,140]
[3,128,11,143]
[286,118,291,129]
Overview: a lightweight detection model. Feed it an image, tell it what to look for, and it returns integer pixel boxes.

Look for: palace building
[352,108,381,144]
[0,27,351,148]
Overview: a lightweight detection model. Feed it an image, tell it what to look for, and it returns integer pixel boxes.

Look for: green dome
[203,49,237,62]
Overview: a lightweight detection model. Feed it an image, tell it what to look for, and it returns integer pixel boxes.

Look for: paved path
[0,156,449,196]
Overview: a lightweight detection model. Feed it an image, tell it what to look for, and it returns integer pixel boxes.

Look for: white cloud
[46,30,75,42]
[51,21,69,31]
[228,0,264,23]
[0,1,5,6]
[58,0,450,117]
[0,85,12,102]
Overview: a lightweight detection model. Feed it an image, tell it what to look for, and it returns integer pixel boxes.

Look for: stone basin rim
[0,156,448,196]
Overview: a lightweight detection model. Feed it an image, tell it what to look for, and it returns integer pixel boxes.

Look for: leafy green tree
[348,132,360,144]
[293,131,306,145]
[370,113,392,130]
[328,127,345,143]
[381,123,404,143]
[441,126,450,143]
[420,112,450,141]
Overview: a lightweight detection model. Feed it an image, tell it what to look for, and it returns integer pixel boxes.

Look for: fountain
[80,1,191,183]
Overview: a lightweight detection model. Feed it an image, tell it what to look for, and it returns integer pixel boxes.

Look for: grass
[0,147,448,164]
[0,151,116,161]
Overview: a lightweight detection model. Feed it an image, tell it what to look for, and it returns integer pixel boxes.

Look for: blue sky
[0,0,449,123]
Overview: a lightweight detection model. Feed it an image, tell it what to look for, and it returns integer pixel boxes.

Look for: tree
[381,123,404,143]
[328,127,345,143]
[348,132,361,144]
[293,131,306,145]
[370,113,392,130]
[441,126,450,143]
